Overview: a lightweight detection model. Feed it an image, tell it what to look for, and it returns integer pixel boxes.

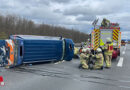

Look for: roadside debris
[54,60,65,64]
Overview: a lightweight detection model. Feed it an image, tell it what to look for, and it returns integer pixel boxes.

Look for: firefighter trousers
[80,60,89,69]
[93,64,103,70]
[105,54,112,68]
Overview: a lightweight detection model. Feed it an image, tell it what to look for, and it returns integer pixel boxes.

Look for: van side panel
[9,35,74,66]
[23,40,63,62]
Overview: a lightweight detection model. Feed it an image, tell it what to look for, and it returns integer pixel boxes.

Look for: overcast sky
[0,0,130,39]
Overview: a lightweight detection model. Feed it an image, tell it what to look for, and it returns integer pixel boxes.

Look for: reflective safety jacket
[94,53,104,66]
[104,42,113,55]
[80,53,90,61]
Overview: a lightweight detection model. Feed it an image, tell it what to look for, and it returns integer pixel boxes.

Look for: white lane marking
[117,57,124,67]
[119,86,130,89]
[122,51,125,54]
[124,47,126,51]
[122,46,126,55]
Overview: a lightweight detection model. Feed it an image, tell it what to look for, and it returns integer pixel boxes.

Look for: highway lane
[0,45,130,90]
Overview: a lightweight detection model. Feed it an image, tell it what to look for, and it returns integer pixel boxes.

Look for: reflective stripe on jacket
[80,53,90,60]
[104,43,113,55]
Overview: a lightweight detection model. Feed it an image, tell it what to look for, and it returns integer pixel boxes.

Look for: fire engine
[91,18,121,59]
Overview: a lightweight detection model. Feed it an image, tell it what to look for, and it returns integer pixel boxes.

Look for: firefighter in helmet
[101,18,110,27]
[104,38,113,68]
[79,48,91,69]
[92,48,104,70]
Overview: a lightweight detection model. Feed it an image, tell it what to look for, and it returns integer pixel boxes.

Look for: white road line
[117,57,124,67]
[122,51,125,54]
[122,46,126,54]
[124,47,126,51]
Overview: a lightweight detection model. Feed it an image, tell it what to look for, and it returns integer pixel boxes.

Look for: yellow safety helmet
[82,48,90,53]
[82,49,87,53]
[86,48,90,51]
[96,48,102,53]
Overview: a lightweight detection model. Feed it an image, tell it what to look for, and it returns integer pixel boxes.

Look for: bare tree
[0,14,89,43]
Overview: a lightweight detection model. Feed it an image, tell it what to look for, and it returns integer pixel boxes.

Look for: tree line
[0,14,89,43]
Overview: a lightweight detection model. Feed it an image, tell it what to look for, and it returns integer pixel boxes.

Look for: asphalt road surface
[0,44,130,90]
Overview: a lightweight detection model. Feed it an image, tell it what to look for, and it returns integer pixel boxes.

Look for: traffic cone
[0,76,5,86]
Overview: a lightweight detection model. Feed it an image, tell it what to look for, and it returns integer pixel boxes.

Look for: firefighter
[92,48,104,70]
[104,38,113,68]
[79,48,90,69]
[101,18,110,27]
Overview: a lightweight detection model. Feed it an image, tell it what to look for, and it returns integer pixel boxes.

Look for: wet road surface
[0,44,130,90]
